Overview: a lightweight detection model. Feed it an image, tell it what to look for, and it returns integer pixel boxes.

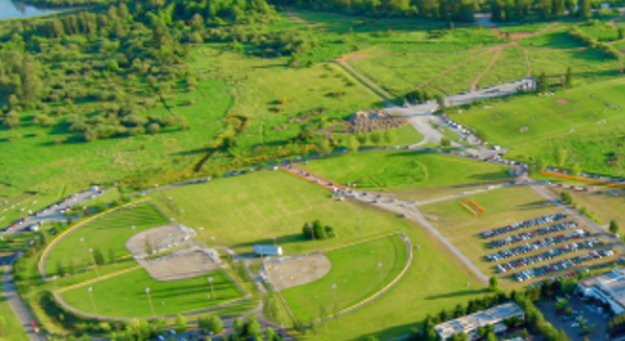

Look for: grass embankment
[0,266,30,341]
[282,234,408,322]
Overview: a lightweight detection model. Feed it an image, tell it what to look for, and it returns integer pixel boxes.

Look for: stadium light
[207,277,216,305]
[88,248,99,278]
[87,286,97,314]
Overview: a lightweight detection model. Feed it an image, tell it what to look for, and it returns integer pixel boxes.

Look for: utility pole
[87,287,97,314]
[207,277,216,306]
[145,287,156,317]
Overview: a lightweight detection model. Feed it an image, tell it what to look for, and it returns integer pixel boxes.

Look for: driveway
[538,297,610,341]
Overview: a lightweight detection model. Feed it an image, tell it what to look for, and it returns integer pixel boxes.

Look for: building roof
[579,267,625,310]
[253,245,283,255]
[435,303,524,340]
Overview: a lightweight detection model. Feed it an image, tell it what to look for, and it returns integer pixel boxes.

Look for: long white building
[435,303,525,340]
[577,267,625,314]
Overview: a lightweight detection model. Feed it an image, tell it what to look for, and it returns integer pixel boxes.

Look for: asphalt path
[2,254,46,341]
[1,187,106,234]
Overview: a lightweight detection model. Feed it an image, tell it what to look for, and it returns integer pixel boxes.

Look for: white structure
[577,267,625,314]
[254,245,283,256]
[435,303,525,340]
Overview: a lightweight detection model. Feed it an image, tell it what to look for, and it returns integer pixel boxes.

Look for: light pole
[210,236,216,248]
[356,211,363,240]
[377,262,383,290]
[145,287,156,317]
[207,277,216,305]
[79,237,88,270]
[88,248,99,278]
[87,286,97,314]
[272,237,277,246]
[330,283,337,306]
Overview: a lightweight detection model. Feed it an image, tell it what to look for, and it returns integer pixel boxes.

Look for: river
[0,0,62,20]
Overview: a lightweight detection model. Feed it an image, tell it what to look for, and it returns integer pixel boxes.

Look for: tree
[489,276,499,292]
[564,66,573,88]
[369,132,382,146]
[486,332,497,341]
[435,95,445,110]
[265,327,278,341]
[108,248,116,264]
[610,220,620,234]
[556,148,567,167]
[571,163,582,176]
[93,247,105,265]
[356,132,367,144]
[538,72,549,92]
[56,260,66,277]
[364,337,380,341]
[199,315,223,334]
[316,139,333,156]
[147,122,161,134]
[383,129,397,145]
[577,0,591,18]
[2,110,20,129]
[560,191,574,205]
[344,135,360,153]
[313,220,328,240]
[175,314,187,333]
[245,319,262,338]
[440,137,451,147]
[233,318,244,335]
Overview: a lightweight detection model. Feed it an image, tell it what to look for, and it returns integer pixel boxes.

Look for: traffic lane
[538,298,610,341]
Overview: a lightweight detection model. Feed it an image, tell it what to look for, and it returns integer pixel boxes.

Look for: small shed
[254,245,283,256]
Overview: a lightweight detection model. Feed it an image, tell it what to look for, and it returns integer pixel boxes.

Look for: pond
[0,0,63,20]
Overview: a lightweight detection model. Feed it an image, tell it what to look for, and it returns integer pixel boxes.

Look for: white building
[435,303,525,340]
[577,267,625,314]
[254,245,283,256]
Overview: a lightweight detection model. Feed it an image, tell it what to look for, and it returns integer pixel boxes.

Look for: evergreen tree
[564,66,573,88]
[610,220,620,234]
[578,0,591,18]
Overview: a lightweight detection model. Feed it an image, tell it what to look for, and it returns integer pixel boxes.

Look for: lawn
[282,234,408,322]
[551,186,625,227]
[299,221,487,341]
[477,45,529,88]
[0,267,30,341]
[303,151,512,191]
[60,268,245,318]
[44,204,170,277]
[149,170,413,255]
[452,77,625,148]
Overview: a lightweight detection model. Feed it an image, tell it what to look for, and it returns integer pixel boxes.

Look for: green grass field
[150,170,413,255]
[44,204,170,277]
[282,234,408,322]
[60,268,244,318]
[0,267,30,341]
[303,151,512,191]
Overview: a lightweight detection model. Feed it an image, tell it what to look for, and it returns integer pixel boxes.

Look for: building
[254,245,283,256]
[577,267,625,314]
[435,303,525,340]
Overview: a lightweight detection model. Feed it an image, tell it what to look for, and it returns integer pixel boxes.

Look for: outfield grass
[150,170,411,254]
[44,204,170,276]
[303,151,512,191]
[60,268,244,318]
[282,234,408,322]
[0,266,30,341]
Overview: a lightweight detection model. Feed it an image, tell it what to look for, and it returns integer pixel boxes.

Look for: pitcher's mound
[267,254,331,290]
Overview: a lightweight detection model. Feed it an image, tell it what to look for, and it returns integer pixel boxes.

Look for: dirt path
[522,46,533,77]
[470,48,503,90]
[416,48,495,89]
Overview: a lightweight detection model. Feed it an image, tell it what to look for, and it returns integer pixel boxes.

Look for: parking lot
[491,221,579,249]
[513,249,614,282]
[539,297,610,341]
[486,229,591,262]
[480,213,567,239]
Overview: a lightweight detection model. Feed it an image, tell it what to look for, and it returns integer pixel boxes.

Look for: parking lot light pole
[145,287,156,318]
[377,262,383,290]
[207,277,216,305]
[87,287,97,314]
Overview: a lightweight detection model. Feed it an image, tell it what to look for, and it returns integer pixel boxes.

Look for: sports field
[281,234,408,322]
[304,151,512,191]
[150,170,413,254]
[60,268,244,318]
[44,204,170,277]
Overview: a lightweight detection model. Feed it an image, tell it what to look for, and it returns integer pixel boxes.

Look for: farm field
[303,151,512,191]
[44,204,170,276]
[282,234,408,322]
[60,268,244,318]
[149,170,414,255]
[419,186,619,287]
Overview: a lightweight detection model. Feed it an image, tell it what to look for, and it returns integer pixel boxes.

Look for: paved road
[529,183,625,254]
[1,187,106,235]
[2,254,46,341]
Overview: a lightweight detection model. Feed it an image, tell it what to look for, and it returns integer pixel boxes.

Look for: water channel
[0,0,63,20]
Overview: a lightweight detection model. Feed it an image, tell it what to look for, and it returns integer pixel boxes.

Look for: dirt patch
[142,250,219,281]
[125,224,190,256]
[266,253,331,290]
[556,98,570,105]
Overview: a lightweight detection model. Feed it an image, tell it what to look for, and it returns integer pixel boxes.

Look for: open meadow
[282,234,408,322]
[303,151,512,191]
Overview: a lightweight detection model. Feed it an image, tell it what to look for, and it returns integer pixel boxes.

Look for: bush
[147,122,161,134]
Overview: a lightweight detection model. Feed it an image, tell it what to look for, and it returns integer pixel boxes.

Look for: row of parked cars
[496,238,601,273]
[486,229,591,262]
[513,249,615,282]
[491,221,579,249]
[480,213,568,239]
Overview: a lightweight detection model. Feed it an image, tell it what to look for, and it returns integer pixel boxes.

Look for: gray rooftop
[580,267,625,309]
[435,303,524,340]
